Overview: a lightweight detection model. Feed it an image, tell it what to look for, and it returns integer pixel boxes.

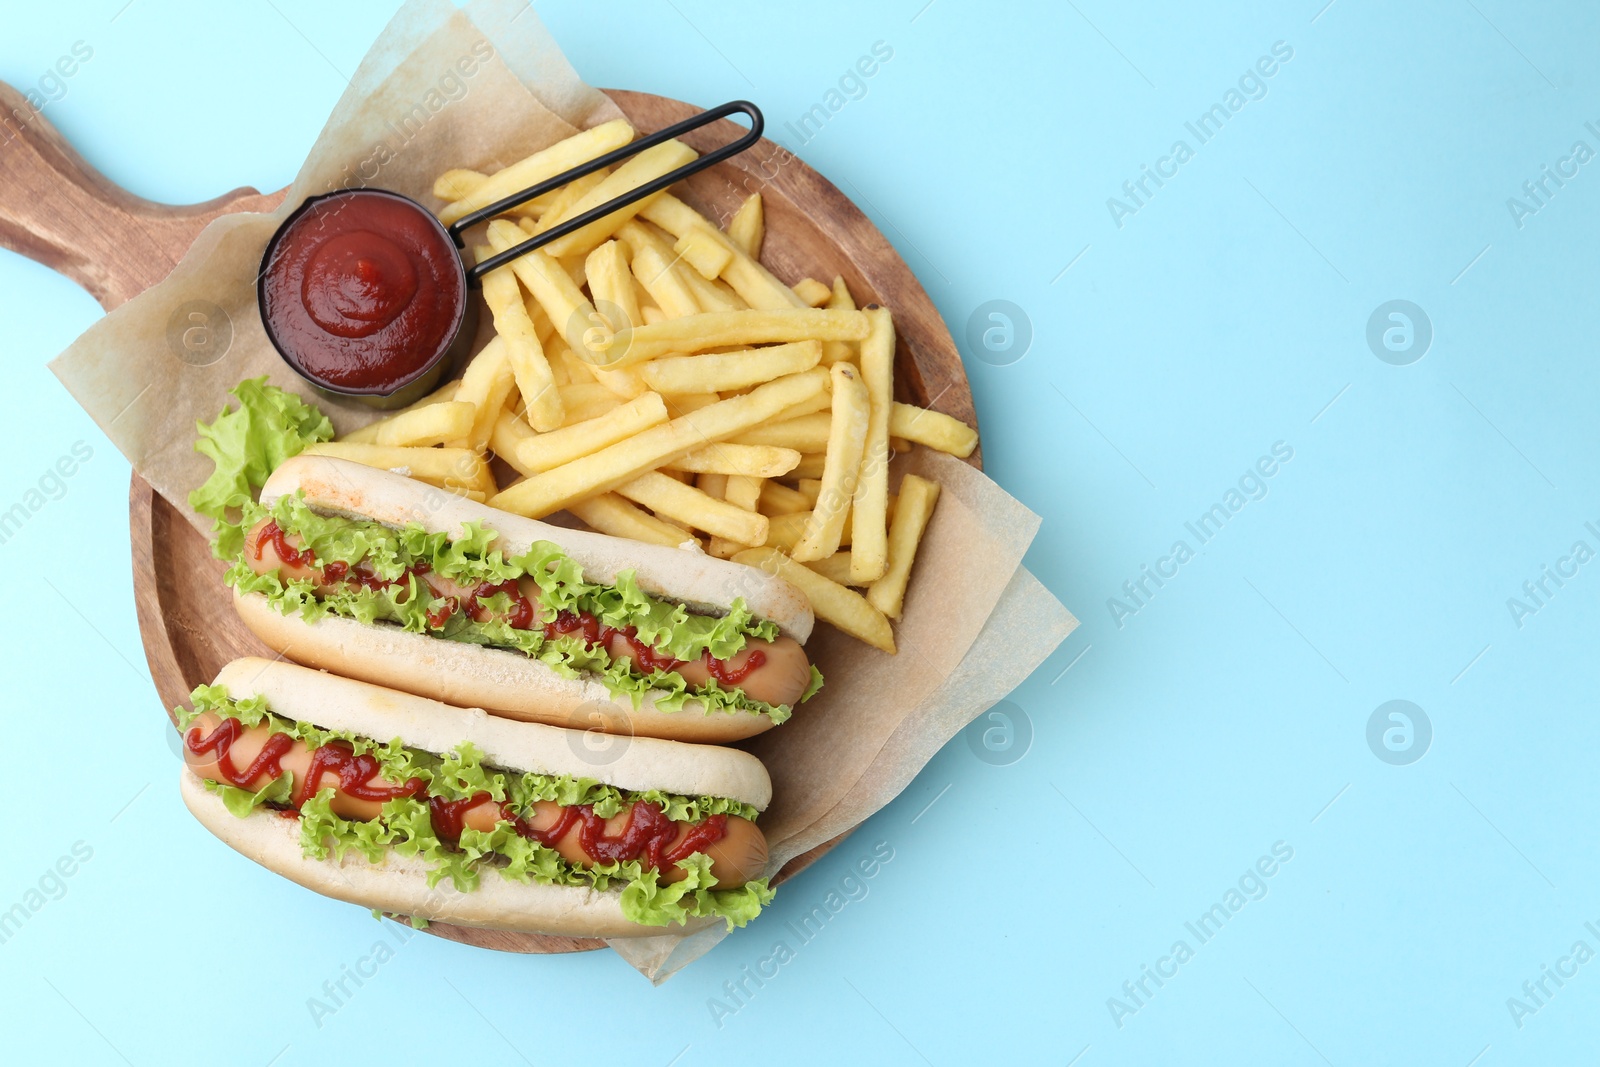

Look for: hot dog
[225,455,821,743]
[177,658,776,936]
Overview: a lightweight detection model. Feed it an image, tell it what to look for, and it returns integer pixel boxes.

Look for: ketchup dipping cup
[259,189,474,410]
[258,102,764,410]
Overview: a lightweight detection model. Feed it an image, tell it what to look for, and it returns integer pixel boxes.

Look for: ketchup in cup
[260,190,470,408]
[256,101,765,409]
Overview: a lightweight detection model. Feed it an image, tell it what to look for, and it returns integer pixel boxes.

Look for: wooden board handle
[0,81,285,311]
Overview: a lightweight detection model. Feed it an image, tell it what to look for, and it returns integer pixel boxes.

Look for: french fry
[434,169,558,217]
[666,443,801,478]
[674,226,734,279]
[765,508,853,552]
[599,308,869,366]
[768,391,833,423]
[515,391,669,473]
[557,383,624,424]
[451,337,516,452]
[614,471,770,544]
[567,493,699,549]
[683,267,746,314]
[891,436,913,452]
[727,193,764,258]
[363,401,476,448]
[487,368,828,517]
[723,474,763,511]
[788,453,829,480]
[790,364,869,562]
[889,401,979,458]
[656,514,697,538]
[796,478,823,506]
[849,307,894,583]
[584,240,642,326]
[732,547,894,653]
[762,512,805,552]
[867,474,940,619]
[630,243,701,319]
[433,168,485,202]
[639,340,822,395]
[616,217,673,259]
[553,342,597,385]
[803,551,857,586]
[547,347,573,386]
[793,277,831,306]
[561,252,590,297]
[340,379,461,443]
[302,443,493,494]
[491,412,539,478]
[487,220,605,359]
[527,292,557,349]
[579,241,650,399]
[622,220,742,313]
[480,249,563,431]
[708,474,763,557]
[758,481,812,515]
[641,194,804,310]
[730,411,832,452]
[696,472,728,499]
[524,168,611,237]
[438,119,634,226]
[822,274,858,364]
[664,392,721,418]
[541,139,700,258]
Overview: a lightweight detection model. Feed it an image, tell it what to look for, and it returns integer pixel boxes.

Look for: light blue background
[3,0,1597,1062]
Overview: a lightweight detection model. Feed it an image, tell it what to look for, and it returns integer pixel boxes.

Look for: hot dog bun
[180,658,770,937]
[236,455,812,742]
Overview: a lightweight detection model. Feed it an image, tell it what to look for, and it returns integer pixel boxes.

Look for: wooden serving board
[1,85,976,954]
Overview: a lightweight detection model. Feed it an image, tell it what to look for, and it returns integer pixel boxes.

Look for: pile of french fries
[306,119,978,654]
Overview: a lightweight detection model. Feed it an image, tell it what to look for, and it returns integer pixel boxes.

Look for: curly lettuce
[179,687,772,929]
[225,492,818,720]
[189,378,333,559]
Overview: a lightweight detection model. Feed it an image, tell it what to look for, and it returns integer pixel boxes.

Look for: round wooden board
[114,90,978,953]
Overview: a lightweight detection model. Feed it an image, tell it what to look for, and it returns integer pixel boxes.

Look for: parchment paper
[48,0,1077,982]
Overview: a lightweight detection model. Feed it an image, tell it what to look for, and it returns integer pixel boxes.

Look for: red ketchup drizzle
[468,579,536,629]
[703,647,765,686]
[426,596,460,629]
[540,612,766,683]
[606,625,684,675]
[254,521,315,569]
[428,792,498,842]
[255,523,418,596]
[428,793,729,872]
[292,741,426,807]
[185,717,295,788]
[184,718,424,806]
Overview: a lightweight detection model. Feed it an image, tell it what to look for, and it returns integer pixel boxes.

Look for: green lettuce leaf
[618,852,774,928]
[180,688,771,928]
[200,773,295,819]
[189,378,333,558]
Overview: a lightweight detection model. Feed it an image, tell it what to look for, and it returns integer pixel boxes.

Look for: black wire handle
[454,100,764,281]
